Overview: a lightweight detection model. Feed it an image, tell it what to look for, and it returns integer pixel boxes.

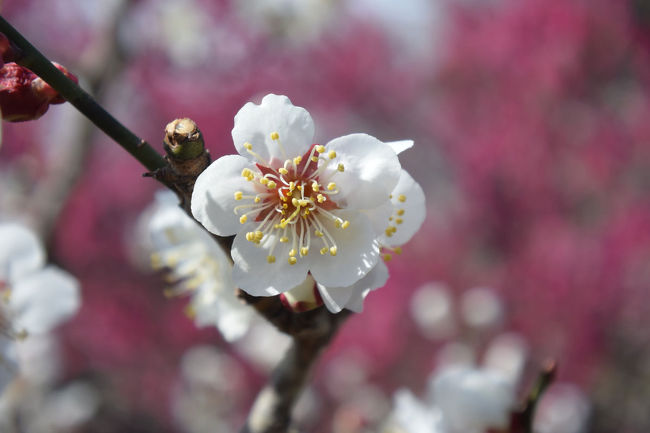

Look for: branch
[0,15,166,172]
[239,292,351,433]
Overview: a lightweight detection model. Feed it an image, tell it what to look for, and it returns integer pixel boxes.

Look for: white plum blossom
[144,191,253,341]
[191,94,425,313]
[0,222,80,387]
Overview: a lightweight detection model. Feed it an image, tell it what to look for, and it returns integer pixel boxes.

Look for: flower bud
[0,61,77,122]
[279,276,323,312]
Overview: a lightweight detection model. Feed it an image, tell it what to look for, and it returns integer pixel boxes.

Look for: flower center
[234,133,350,265]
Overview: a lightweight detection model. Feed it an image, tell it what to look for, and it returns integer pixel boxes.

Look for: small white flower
[191,94,425,313]
[145,191,253,341]
[430,366,515,433]
[0,222,80,390]
[0,223,80,340]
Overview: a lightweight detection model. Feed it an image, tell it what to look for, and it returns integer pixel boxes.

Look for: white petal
[232,94,314,163]
[386,140,414,155]
[232,232,310,296]
[191,154,259,236]
[9,266,81,335]
[381,169,426,247]
[322,134,401,210]
[0,223,45,283]
[309,212,380,287]
[318,259,388,313]
[430,367,515,432]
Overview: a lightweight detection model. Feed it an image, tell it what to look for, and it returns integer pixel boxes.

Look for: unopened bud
[163,118,205,160]
[0,61,77,122]
[279,276,323,312]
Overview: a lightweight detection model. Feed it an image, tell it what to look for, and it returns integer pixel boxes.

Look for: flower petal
[0,223,45,283]
[232,94,314,163]
[232,231,310,296]
[319,260,389,313]
[386,140,414,155]
[191,154,259,236]
[381,169,426,247]
[309,211,380,287]
[322,134,401,210]
[10,266,80,335]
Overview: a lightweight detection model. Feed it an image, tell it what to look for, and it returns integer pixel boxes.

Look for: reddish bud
[0,61,77,122]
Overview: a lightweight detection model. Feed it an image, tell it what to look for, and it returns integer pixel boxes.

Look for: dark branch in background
[0,15,166,172]
[0,16,352,433]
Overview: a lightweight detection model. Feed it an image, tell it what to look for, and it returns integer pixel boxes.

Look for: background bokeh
[1,0,650,432]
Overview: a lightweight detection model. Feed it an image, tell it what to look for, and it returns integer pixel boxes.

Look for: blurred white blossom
[142,190,253,342]
[0,222,80,389]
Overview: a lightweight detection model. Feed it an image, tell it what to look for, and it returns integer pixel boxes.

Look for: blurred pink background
[1,0,649,431]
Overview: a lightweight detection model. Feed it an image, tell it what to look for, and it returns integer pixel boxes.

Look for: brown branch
[239,292,351,433]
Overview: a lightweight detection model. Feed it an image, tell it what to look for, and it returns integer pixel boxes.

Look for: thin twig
[0,15,166,172]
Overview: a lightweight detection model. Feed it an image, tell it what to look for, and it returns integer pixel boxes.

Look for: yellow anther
[260,177,269,185]
[398,194,407,202]
[255,231,264,241]
[303,209,310,217]
[320,247,328,255]
[244,142,253,150]
[267,181,277,189]
[383,253,392,262]
[240,215,248,224]
[289,249,297,257]
[300,247,309,256]
[327,182,336,191]
[297,185,303,191]
[337,163,345,172]
[293,156,302,165]
[389,217,393,221]
[329,246,338,256]
[299,199,310,207]
[292,198,299,207]
[279,168,289,175]
[311,156,319,162]
[246,232,255,241]
[389,194,393,199]
[335,220,341,228]
[254,196,261,203]
[397,209,405,216]
[328,151,337,159]
[234,191,244,200]
[267,255,276,263]
[394,247,402,255]
[282,203,288,209]
[317,194,326,203]
[312,181,320,192]
[315,145,326,153]
[385,228,394,237]
[315,230,324,237]
[396,218,403,224]
[271,131,280,140]
[288,256,297,265]
[280,236,289,243]
[280,221,288,229]
[341,220,350,229]
[289,181,295,190]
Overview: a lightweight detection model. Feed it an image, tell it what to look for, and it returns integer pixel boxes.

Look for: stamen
[328,151,336,159]
[398,194,407,202]
[234,191,243,200]
[337,163,345,172]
